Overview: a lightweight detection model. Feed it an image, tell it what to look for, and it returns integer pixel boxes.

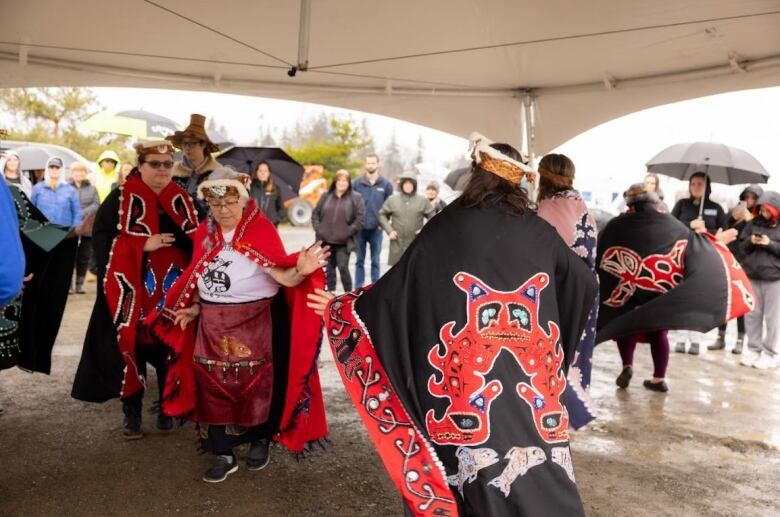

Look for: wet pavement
[1,226,778,516]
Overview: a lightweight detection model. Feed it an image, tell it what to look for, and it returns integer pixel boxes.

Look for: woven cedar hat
[167,114,219,154]
[133,139,175,156]
[197,167,251,200]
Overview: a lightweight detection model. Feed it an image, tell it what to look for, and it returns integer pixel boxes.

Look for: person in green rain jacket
[378,171,435,266]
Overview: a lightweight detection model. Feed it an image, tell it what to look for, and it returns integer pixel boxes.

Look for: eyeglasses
[207,198,241,211]
[144,160,175,170]
[181,141,204,149]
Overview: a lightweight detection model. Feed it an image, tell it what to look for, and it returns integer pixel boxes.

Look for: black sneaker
[203,455,238,483]
[707,335,726,351]
[615,366,633,389]
[247,438,271,471]
[674,342,686,354]
[688,342,700,355]
[122,401,143,440]
[156,412,174,431]
[643,380,669,393]
[732,337,744,355]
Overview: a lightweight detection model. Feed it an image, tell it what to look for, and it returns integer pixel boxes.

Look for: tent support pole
[522,91,536,164]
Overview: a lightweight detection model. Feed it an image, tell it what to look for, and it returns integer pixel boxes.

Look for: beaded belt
[194,356,269,370]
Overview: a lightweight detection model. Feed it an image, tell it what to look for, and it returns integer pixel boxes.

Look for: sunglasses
[48,165,62,169]
[181,141,204,149]
[144,160,175,170]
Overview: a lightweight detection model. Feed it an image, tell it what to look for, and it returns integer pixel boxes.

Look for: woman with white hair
[153,167,330,483]
[1,150,33,197]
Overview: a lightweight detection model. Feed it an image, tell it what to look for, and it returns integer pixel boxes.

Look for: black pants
[121,342,169,409]
[74,236,92,285]
[718,316,746,336]
[326,244,352,292]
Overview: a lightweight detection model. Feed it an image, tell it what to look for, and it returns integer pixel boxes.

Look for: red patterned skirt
[194,298,274,427]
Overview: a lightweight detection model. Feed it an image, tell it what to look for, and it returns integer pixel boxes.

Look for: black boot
[708,333,726,351]
[732,335,745,354]
[247,438,271,470]
[156,412,173,431]
[688,342,700,355]
[615,366,633,389]
[122,398,143,440]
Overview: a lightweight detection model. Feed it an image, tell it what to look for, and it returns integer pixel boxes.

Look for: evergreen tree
[381,130,405,180]
[414,134,426,164]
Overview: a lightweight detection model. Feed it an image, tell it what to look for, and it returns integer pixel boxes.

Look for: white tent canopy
[1,0,779,154]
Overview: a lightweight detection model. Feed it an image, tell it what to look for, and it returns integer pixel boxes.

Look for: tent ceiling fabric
[1,0,779,152]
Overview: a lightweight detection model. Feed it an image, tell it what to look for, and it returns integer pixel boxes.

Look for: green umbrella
[81,110,181,140]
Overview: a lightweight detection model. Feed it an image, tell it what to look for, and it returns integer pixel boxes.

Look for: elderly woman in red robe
[153,167,329,483]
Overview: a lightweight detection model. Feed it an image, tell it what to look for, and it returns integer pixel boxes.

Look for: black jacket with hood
[739,191,780,282]
[727,184,764,259]
[671,174,728,233]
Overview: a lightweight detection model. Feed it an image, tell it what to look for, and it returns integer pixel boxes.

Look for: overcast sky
[91,85,780,204]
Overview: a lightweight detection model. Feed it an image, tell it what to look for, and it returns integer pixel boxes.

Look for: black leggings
[718,316,746,336]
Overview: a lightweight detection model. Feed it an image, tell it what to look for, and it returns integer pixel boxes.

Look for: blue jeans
[355,228,383,288]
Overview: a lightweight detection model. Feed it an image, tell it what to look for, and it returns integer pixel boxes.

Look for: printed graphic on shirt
[201,257,233,294]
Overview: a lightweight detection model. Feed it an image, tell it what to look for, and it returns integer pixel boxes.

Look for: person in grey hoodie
[68,162,100,293]
[738,190,780,370]
[311,169,365,292]
[378,171,435,266]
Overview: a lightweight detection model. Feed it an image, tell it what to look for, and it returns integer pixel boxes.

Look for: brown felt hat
[167,114,219,153]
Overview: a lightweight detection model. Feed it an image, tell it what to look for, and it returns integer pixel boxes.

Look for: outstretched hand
[715,228,738,245]
[296,241,331,277]
[306,288,335,317]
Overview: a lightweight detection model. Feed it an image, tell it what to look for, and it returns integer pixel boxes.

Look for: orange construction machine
[284,165,329,226]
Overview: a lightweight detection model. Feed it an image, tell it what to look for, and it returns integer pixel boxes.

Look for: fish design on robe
[488,446,547,497]
[213,336,252,359]
[446,446,500,496]
[551,446,576,483]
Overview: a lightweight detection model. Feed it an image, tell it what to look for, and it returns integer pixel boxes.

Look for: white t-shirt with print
[197,229,281,303]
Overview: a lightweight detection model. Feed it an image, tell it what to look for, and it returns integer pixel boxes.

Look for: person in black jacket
[710,184,764,353]
[671,172,728,355]
[249,161,284,226]
[311,169,365,292]
[738,190,780,370]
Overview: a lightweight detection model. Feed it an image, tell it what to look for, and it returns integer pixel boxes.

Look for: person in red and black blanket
[72,140,199,439]
[311,133,598,516]
[597,183,752,393]
[152,167,329,483]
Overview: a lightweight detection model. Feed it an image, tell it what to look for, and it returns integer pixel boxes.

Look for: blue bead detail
[144,269,157,297]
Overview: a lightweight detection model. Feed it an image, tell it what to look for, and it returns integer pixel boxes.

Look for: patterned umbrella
[82,110,181,139]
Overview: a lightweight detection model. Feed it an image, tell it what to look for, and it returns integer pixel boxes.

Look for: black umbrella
[217,146,304,202]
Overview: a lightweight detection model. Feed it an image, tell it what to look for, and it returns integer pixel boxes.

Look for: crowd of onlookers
[3,136,776,375]
[641,171,778,370]
[0,144,448,300]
